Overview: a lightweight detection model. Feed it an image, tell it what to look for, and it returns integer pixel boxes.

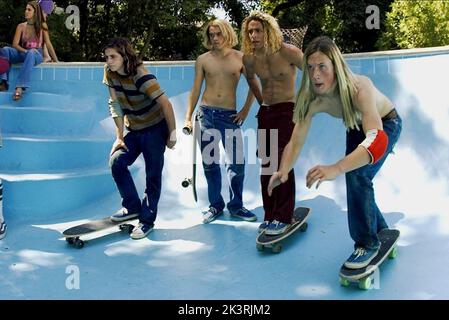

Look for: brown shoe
[0,80,8,91]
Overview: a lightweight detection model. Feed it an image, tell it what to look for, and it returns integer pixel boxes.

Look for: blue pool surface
[1,46,449,299]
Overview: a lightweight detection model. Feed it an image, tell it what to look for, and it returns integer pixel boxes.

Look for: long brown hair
[27,1,48,36]
[103,38,142,76]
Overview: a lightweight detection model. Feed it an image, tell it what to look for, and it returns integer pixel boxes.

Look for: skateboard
[181,114,199,202]
[62,217,138,249]
[339,229,400,290]
[256,207,311,253]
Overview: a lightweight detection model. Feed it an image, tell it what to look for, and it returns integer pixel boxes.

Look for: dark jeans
[197,105,245,213]
[109,120,168,225]
[345,110,402,250]
[257,102,296,224]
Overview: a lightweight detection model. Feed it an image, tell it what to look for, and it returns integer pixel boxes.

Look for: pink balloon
[0,57,10,74]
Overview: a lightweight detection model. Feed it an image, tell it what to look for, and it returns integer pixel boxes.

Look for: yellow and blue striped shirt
[103,65,165,131]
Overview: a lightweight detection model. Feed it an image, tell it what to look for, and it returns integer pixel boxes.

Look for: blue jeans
[345,111,402,250]
[197,105,245,213]
[0,47,43,88]
[109,120,168,225]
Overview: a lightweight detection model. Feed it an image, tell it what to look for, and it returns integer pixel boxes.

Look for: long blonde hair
[241,11,283,55]
[294,36,361,130]
[202,19,238,50]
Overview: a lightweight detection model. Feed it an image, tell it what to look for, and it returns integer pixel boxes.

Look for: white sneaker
[130,223,154,240]
[110,208,140,222]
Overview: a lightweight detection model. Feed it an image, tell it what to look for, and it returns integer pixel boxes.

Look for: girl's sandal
[12,88,23,101]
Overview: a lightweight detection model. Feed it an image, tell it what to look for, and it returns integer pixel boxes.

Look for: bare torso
[311,75,394,122]
[200,49,244,109]
[247,43,301,105]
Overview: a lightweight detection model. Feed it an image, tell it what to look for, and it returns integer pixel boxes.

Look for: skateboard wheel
[119,224,134,234]
[299,222,308,232]
[182,126,192,135]
[339,277,350,287]
[74,239,84,249]
[388,246,398,259]
[66,237,75,245]
[126,225,135,234]
[272,244,282,253]
[256,243,264,252]
[181,178,191,188]
[358,276,372,290]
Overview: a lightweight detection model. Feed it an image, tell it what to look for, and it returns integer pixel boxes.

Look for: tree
[262,0,392,53]
[377,0,449,49]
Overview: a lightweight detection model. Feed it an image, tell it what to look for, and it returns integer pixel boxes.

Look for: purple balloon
[39,0,54,15]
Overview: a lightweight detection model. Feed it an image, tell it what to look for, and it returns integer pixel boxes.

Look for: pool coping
[13,44,449,68]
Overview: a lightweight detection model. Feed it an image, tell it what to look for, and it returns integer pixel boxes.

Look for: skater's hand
[166,136,177,149]
[110,138,128,156]
[306,164,341,189]
[268,171,288,196]
[231,108,249,126]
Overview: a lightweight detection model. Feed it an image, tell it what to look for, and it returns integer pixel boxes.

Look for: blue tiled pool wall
[6,50,448,108]
[4,50,448,138]
[2,50,448,221]
[5,63,199,138]
[7,63,196,97]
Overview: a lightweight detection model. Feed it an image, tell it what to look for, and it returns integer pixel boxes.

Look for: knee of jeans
[345,169,371,187]
[109,155,126,171]
[202,161,219,172]
[227,163,244,176]
[24,50,37,57]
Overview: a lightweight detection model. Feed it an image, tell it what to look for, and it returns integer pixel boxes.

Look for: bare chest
[204,58,242,80]
[313,97,344,118]
[23,25,38,40]
[253,55,294,81]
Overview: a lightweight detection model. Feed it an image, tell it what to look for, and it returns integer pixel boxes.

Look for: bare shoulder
[353,74,377,101]
[193,52,210,70]
[280,42,303,68]
[231,49,244,60]
[196,51,210,62]
[281,42,300,53]
[354,74,375,90]
[242,53,254,66]
[280,43,302,58]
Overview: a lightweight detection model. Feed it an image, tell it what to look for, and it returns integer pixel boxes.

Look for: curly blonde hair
[241,11,283,55]
[294,36,361,130]
[202,19,238,50]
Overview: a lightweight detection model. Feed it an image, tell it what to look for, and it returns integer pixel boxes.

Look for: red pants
[257,102,295,224]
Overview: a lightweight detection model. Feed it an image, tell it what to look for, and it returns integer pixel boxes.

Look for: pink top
[19,22,43,49]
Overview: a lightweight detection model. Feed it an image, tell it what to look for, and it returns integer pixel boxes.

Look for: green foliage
[46,12,82,61]
[266,0,392,53]
[1,0,447,61]
[377,0,449,49]
[0,0,29,45]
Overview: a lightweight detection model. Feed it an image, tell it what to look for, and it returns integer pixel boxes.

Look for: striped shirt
[103,65,165,131]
